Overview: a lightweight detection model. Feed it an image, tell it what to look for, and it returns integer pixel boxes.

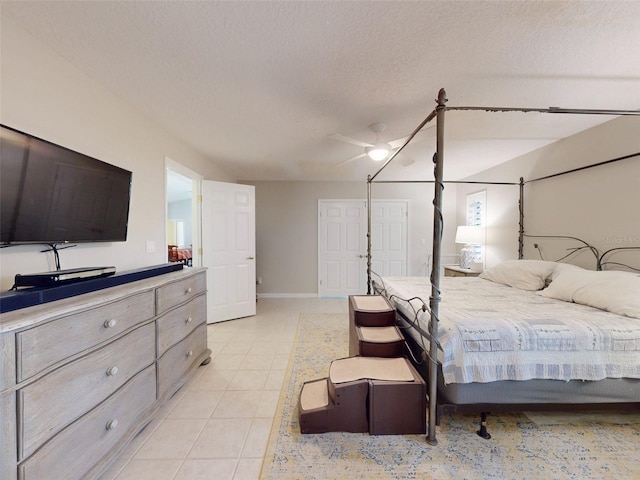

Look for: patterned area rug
[260,313,640,479]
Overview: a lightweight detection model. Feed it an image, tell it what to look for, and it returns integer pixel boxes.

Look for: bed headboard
[523,234,640,272]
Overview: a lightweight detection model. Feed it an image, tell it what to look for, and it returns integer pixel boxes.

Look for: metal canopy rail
[365,88,640,445]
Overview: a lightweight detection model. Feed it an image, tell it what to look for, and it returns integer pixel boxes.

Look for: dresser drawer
[18,322,155,460]
[18,364,156,480]
[16,290,155,382]
[156,294,206,357]
[157,322,207,399]
[155,272,206,315]
[1,391,17,480]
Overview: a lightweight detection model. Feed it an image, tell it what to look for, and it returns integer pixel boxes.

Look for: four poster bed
[365,89,640,444]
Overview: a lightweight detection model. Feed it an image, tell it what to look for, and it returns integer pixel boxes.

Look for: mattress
[377,276,640,385]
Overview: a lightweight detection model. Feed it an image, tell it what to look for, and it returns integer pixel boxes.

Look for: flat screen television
[0,124,132,245]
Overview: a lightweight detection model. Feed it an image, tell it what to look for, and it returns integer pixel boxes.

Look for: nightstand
[444,265,482,277]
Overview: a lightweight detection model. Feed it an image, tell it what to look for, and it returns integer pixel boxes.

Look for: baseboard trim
[257,293,318,299]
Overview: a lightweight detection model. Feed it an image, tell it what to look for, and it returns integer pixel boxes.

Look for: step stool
[298,356,426,435]
[355,325,405,357]
[349,295,396,356]
[298,377,369,434]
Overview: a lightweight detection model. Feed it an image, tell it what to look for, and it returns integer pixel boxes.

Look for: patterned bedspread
[379,276,640,384]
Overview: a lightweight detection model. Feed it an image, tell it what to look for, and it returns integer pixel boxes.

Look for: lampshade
[455,225,483,245]
[365,142,390,161]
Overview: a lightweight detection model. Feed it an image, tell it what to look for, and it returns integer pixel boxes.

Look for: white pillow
[538,268,640,319]
[536,263,588,300]
[479,260,560,291]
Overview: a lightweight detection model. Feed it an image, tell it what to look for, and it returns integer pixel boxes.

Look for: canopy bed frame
[364,89,640,444]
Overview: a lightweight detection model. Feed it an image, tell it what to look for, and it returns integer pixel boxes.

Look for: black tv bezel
[0,124,133,246]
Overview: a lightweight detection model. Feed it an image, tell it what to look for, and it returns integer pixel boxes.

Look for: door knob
[247,256,255,260]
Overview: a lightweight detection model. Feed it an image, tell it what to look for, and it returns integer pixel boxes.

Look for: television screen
[0,125,132,245]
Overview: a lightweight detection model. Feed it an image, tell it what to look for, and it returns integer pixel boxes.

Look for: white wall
[458,115,640,269]
[0,16,233,290]
[245,181,458,296]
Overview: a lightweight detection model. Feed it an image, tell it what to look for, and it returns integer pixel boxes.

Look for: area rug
[260,313,640,479]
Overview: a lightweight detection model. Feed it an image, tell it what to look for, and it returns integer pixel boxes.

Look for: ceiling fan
[330,122,431,167]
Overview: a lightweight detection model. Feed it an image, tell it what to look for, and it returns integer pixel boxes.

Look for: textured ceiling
[3,1,640,181]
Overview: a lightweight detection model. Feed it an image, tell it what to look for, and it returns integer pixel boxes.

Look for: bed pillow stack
[478,259,559,290]
[537,266,640,319]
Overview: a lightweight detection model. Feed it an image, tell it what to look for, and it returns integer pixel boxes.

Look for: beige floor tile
[271,354,291,370]
[263,369,286,390]
[227,370,270,391]
[220,342,255,355]
[188,418,252,458]
[113,459,182,480]
[248,341,280,354]
[239,353,275,370]
[191,367,236,391]
[255,390,280,418]
[212,390,263,418]
[135,419,206,459]
[175,459,237,480]
[211,353,246,370]
[207,341,227,355]
[167,390,224,419]
[233,458,263,480]
[241,418,274,458]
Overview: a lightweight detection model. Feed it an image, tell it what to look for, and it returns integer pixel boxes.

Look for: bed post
[427,88,448,445]
[518,176,524,259]
[367,175,372,294]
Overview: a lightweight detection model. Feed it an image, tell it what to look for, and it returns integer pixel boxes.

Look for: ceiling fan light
[366,143,390,161]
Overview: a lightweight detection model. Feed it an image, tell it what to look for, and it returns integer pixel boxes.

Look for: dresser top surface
[0,268,205,333]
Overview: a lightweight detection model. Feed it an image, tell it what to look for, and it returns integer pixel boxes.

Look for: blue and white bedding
[379,262,640,385]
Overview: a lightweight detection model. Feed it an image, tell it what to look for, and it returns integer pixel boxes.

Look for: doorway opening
[165,157,202,268]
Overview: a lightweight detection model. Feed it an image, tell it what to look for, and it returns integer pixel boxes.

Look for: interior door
[370,201,408,276]
[318,199,408,297]
[202,181,256,323]
[318,200,367,297]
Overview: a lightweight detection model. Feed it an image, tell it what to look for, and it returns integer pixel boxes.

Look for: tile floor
[100,297,348,480]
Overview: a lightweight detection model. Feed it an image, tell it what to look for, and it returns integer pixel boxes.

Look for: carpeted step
[298,377,369,434]
[299,357,426,435]
[349,295,396,356]
[355,325,406,357]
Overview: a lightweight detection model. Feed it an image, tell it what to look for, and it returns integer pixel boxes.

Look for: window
[466,191,486,262]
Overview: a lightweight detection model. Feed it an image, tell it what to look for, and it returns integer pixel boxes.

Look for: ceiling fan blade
[388,124,435,149]
[334,152,367,166]
[328,133,372,148]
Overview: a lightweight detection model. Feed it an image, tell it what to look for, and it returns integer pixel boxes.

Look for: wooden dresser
[0,268,210,480]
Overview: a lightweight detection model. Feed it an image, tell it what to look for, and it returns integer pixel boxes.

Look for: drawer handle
[185,316,193,324]
[186,350,193,358]
[106,419,119,431]
[106,366,119,377]
[185,287,193,294]
[104,319,118,329]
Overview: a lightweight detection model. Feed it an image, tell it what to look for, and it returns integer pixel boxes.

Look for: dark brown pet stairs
[298,295,426,435]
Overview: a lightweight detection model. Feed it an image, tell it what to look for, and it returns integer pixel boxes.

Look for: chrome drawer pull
[106,419,119,431]
[186,350,193,358]
[106,366,119,377]
[185,316,193,324]
[104,319,118,328]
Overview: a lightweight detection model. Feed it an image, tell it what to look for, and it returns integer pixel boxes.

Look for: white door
[370,201,408,276]
[317,200,408,297]
[202,181,256,323]
[318,200,367,297]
